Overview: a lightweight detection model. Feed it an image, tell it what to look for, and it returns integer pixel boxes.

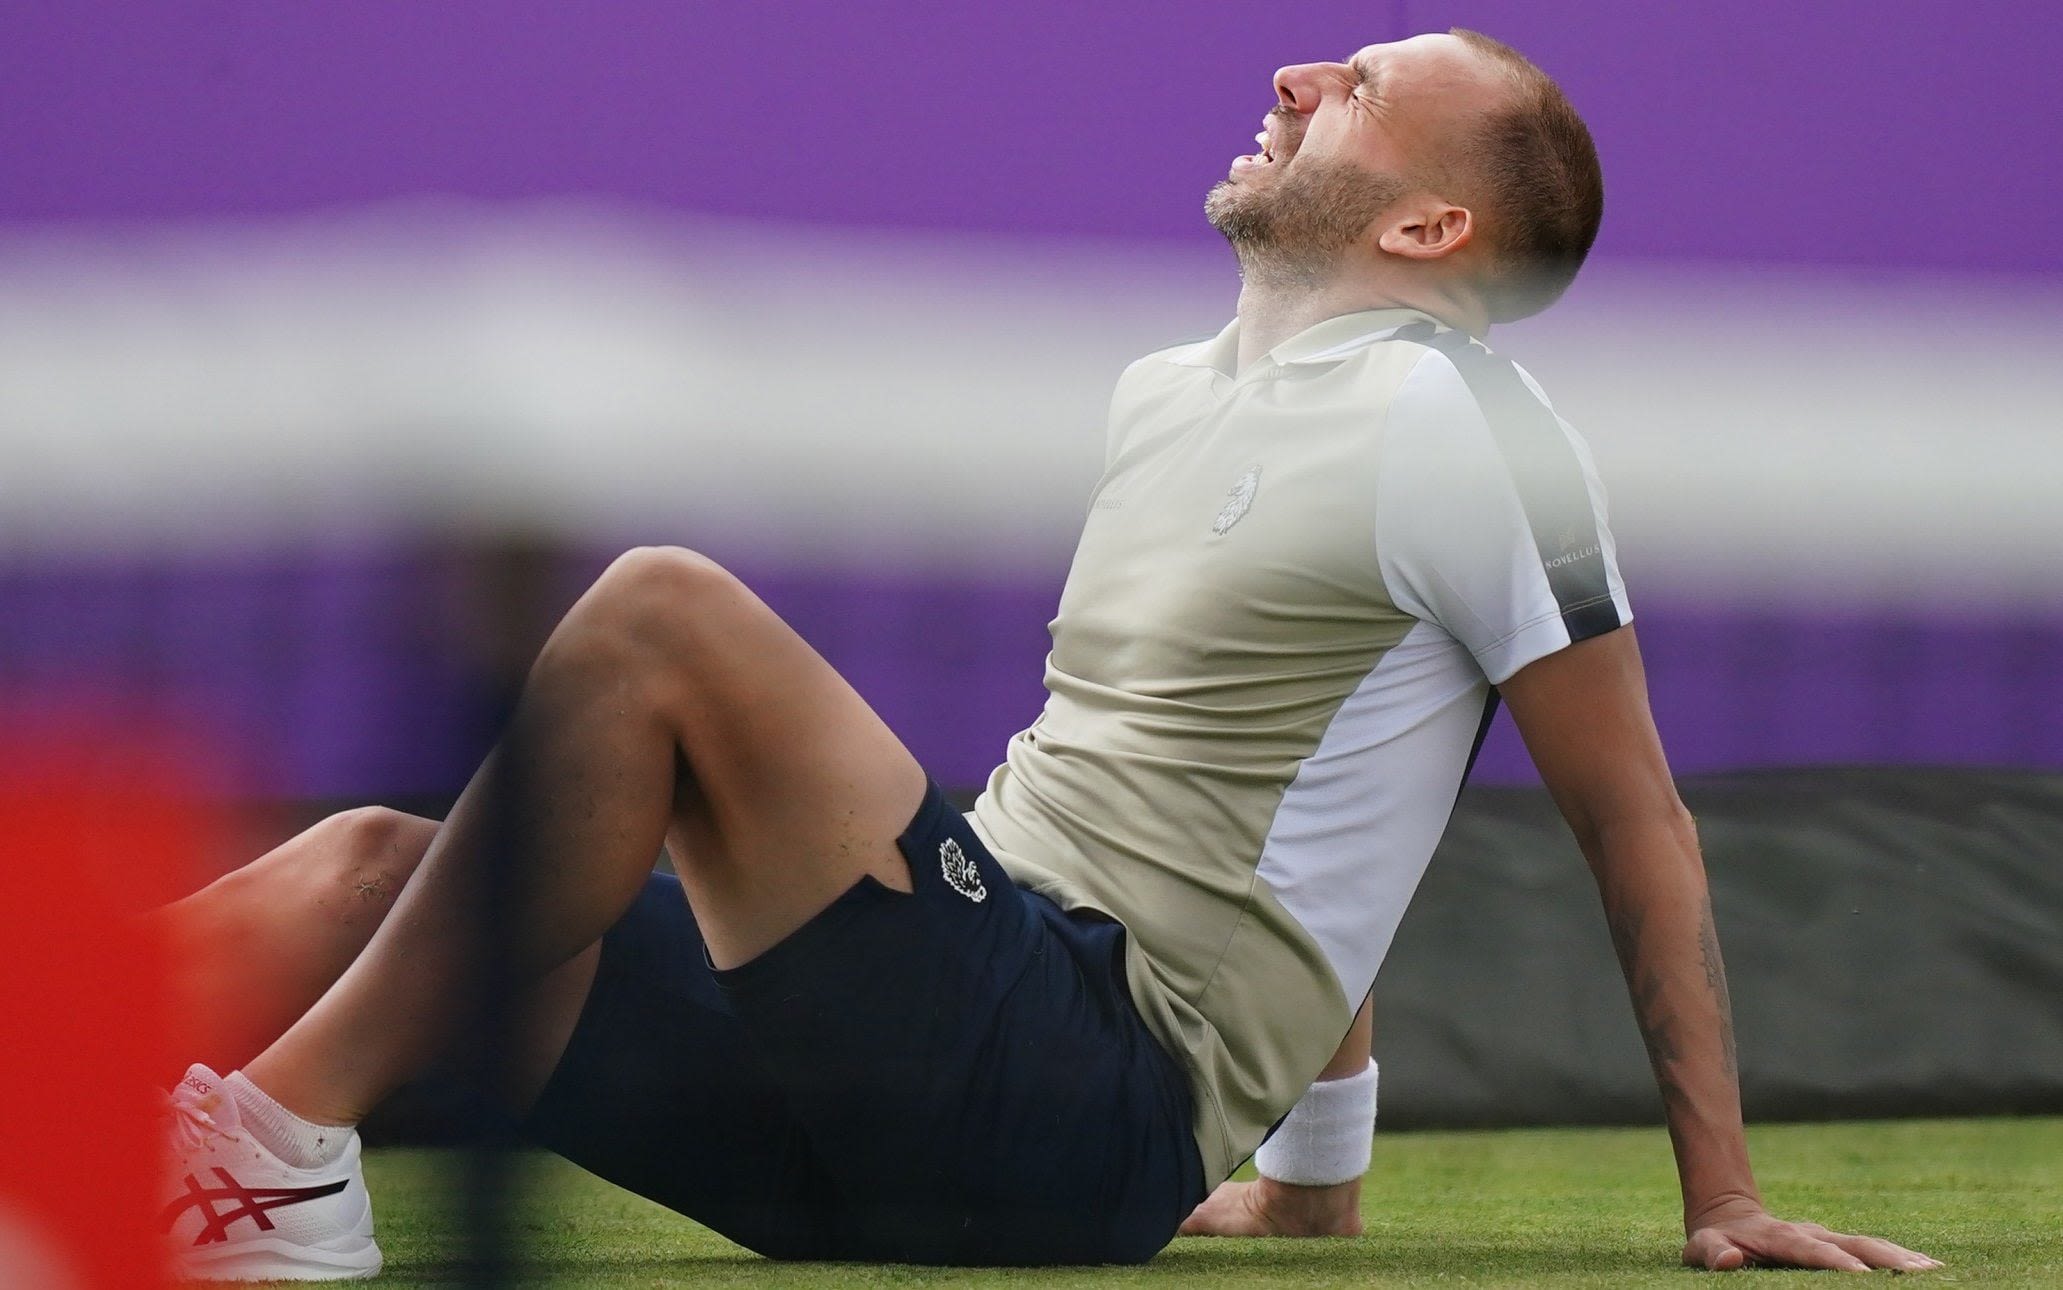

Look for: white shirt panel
[1252,618,1490,1005]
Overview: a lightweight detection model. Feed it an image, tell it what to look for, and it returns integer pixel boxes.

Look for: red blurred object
[0,709,218,1290]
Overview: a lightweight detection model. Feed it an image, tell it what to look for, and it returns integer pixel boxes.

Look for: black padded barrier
[367,767,2062,1144]
[1376,767,2063,1127]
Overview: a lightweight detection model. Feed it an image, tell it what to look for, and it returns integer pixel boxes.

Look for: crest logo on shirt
[1212,465,1262,535]
[939,839,987,903]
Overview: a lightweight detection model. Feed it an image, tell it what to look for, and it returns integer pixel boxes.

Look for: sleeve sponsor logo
[1544,543,1600,570]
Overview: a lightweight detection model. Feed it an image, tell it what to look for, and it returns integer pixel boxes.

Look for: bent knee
[205,806,432,930]
[318,805,436,865]
[310,807,435,918]
[598,545,736,604]
[578,545,750,650]
[319,804,433,854]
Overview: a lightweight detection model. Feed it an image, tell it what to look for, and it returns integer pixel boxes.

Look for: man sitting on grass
[159,29,1936,1278]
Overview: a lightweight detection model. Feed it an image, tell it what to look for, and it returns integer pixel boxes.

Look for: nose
[1272,61,1348,115]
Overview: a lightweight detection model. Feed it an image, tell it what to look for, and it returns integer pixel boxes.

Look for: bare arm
[1500,627,1937,1272]
[1179,991,1374,1237]
[1321,990,1374,1080]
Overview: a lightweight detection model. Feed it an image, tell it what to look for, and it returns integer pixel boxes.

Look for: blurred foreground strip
[0,709,221,1289]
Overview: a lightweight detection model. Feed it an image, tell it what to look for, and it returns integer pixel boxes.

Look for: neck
[1230,258,1487,373]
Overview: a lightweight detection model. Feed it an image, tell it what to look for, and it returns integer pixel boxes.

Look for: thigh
[519,872,839,1260]
[712,787,1206,1266]
[592,549,926,969]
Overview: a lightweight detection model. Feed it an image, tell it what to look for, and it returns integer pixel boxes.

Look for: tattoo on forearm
[1605,890,1744,1121]
[1606,901,1689,1112]
[1697,895,1740,1081]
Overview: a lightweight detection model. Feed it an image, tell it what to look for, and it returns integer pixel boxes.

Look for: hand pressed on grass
[1683,1199,1941,1272]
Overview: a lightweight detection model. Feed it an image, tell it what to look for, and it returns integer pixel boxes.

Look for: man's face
[1204,34,1503,269]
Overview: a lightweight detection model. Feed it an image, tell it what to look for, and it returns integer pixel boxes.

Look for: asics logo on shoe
[162,1167,348,1246]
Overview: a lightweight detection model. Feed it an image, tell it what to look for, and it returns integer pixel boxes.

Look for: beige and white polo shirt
[970,307,1633,1184]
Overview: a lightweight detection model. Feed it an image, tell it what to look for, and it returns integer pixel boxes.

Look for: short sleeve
[1375,344,1632,685]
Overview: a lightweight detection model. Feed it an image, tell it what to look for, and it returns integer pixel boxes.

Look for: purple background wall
[5,2,2059,798]
[7,1,2060,272]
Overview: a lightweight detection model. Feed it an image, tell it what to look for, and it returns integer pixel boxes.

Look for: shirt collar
[1167,318,1242,375]
[1167,307,1447,378]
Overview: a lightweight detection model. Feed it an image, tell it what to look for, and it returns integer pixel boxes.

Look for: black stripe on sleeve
[1396,324,1625,643]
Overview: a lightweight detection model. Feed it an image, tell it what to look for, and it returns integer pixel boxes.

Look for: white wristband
[1253,1059,1377,1186]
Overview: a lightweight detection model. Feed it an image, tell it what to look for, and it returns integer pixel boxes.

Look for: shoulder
[1388,343,1483,426]
[1377,343,1504,494]
[1382,336,1596,484]
[1125,332,1219,380]
[1385,333,1562,424]
[1098,333,1218,464]
[1107,331,1219,411]
[1147,331,1220,364]
[1099,337,1204,407]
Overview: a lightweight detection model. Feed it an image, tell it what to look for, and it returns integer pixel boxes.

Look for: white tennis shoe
[163,1065,382,1282]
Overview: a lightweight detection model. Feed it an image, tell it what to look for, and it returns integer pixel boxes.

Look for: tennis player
[158,30,1936,1278]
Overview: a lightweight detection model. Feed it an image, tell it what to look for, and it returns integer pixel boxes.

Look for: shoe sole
[174,1235,382,1282]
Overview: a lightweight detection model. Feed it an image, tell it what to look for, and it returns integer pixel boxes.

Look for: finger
[1177,1201,1234,1236]
[1177,1185,1232,1235]
[1177,1181,1268,1238]
[1717,1222,1870,1271]
[1776,1235,1872,1272]
[1821,1229,1943,1272]
[1683,1229,1745,1271]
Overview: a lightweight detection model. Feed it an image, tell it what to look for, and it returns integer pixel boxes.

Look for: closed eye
[1347,54,1382,98]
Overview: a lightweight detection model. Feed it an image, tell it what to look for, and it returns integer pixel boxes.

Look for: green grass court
[320,1117,2058,1287]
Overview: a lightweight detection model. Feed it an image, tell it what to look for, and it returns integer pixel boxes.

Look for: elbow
[1579,796,1700,871]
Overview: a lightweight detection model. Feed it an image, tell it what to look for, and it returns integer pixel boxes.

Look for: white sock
[224,1070,351,1169]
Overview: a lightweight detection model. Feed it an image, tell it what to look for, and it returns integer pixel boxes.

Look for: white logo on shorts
[939,839,987,903]
[1212,465,1262,535]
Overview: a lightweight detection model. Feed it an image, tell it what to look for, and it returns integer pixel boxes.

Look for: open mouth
[1232,128,1279,173]
[1232,113,1294,173]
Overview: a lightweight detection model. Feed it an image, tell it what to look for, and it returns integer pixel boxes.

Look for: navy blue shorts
[520,782,1205,1265]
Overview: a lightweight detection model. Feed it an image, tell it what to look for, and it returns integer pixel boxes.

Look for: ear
[1377,201,1474,260]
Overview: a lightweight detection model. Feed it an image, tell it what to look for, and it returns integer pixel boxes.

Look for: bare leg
[154,808,432,1075]
[157,805,597,1111]
[246,547,926,1124]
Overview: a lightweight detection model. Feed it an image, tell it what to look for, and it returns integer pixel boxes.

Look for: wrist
[1250,1173,1365,1237]
[1661,1104,1759,1232]
[1254,1059,1377,1187]
[1683,1190,1764,1235]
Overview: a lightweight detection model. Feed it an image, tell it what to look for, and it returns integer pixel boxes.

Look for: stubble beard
[1204,157,1407,289]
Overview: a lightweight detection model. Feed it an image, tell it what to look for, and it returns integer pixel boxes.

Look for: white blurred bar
[2,205,2058,606]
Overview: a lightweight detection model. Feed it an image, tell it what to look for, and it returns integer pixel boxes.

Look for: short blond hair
[1451,28,1605,322]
